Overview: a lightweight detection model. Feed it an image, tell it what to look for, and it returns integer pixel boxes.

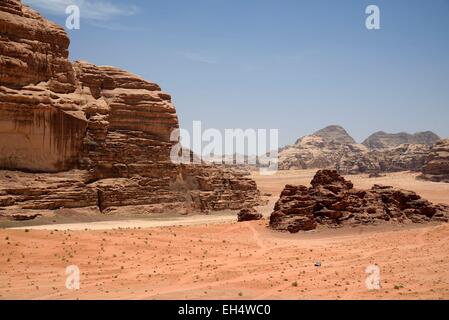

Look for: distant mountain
[362,131,440,149]
[280,125,365,171]
[294,125,356,146]
[279,125,436,174]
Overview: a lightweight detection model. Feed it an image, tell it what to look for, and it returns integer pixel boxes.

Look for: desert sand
[1,170,449,300]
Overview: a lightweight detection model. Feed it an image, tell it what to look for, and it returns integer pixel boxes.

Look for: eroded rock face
[0,170,97,213]
[0,1,261,216]
[0,1,85,172]
[419,139,449,183]
[72,61,180,180]
[0,0,75,90]
[1,1,177,174]
[269,170,449,233]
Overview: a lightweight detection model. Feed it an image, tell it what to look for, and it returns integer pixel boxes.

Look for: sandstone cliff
[0,0,261,218]
[0,0,83,172]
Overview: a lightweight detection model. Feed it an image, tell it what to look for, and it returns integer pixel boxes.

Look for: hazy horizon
[24,0,449,146]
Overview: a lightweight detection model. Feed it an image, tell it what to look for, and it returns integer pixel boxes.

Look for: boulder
[237,208,263,222]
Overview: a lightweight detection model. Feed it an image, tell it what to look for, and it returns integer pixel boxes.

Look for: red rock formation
[270,170,449,233]
[0,1,261,217]
[0,0,85,172]
[0,0,75,90]
[419,139,449,183]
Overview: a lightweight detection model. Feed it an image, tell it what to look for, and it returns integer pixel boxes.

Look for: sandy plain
[0,170,448,299]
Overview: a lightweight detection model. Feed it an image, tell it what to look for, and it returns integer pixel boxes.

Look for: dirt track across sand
[9,214,237,231]
[1,221,449,299]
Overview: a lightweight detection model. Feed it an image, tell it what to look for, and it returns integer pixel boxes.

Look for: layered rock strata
[0,1,261,218]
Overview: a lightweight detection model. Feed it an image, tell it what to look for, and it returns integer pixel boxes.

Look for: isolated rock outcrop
[0,1,261,218]
[269,170,449,233]
[419,139,449,183]
[362,131,440,150]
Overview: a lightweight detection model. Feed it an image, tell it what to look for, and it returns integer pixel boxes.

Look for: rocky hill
[299,125,356,145]
[419,139,449,183]
[0,0,261,219]
[338,143,432,174]
[279,125,437,174]
[279,125,367,171]
[363,131,440,149]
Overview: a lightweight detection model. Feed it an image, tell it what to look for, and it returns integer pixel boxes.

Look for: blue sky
[24,0,449,146]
